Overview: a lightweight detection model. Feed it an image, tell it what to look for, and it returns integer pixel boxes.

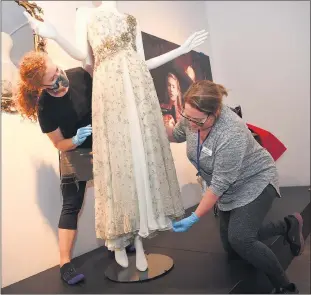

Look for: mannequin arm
[146,47,185,70]
[83,43,95,77]
[54,8,89,61]
[135,23,183,70]
[140,29,208,70]
[23,9,89,61]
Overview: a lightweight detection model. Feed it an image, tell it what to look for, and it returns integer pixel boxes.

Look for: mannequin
[23,2,208,71]
[24,1,208,272]
[1,32,18,113]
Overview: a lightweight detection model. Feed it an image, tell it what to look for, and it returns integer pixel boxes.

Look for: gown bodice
[87,10,137,69]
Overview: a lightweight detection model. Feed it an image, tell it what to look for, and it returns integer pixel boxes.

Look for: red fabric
[246,123,287,161]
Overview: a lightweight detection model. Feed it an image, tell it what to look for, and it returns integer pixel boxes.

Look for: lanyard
[196,130,208,176]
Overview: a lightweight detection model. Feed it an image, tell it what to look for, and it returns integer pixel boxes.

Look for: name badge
[201,146,212,156]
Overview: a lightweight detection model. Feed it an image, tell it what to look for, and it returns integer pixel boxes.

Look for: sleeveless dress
[87,9,185,250]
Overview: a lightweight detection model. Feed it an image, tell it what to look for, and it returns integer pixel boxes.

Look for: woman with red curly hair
[16,50,94,284]
[16,50,136,285]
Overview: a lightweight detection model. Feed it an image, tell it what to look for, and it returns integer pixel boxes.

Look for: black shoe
[271,283,299,294]
[60,262,85,285]
[284,213,304,256]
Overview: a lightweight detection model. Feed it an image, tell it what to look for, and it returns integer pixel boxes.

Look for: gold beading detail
[94,15,137,70]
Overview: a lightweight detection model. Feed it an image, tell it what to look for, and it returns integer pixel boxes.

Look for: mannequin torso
[75,1,145,68]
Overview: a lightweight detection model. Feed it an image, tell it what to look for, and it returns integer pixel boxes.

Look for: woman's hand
[72,125,92,146]
[165,119,177,142]
[180,30,209,55]
[23,12,58,40]
[24,10,88,61]
[47,126,91,152]
[172,212,200,232]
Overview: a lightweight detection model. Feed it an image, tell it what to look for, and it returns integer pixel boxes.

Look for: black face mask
[44,69,69,92]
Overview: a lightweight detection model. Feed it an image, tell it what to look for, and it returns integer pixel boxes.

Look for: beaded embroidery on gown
[87,9,185,250]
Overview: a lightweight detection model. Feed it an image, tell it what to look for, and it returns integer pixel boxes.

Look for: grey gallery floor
[2,186,310,294]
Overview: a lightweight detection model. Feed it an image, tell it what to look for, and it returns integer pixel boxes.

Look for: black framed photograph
[142,32,213,126]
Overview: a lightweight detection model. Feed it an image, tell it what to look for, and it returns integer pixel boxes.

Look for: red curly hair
[15,51,48,121]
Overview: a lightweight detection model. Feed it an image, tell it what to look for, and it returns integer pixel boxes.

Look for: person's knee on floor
[227,232,268,267]
[228,230,257,257]
[228,231,299,294]
[220,235,243,261]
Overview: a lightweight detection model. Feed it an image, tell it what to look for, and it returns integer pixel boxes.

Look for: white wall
[1,115,61,287]
[1,1,34,66]
[2,1,208,287]
[205,1,310,186]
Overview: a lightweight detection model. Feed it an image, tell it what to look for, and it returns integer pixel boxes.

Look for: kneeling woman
[166,80,304,294]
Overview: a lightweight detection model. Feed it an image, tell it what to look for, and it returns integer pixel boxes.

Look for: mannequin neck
[96,1,118,11]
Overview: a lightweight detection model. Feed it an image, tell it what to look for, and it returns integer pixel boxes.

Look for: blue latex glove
[72,125,92,146]
[172,212,200,232]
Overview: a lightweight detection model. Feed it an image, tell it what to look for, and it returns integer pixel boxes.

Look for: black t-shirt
[37,67,92,148]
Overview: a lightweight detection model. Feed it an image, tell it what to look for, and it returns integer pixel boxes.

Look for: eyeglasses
[179,111,210,127]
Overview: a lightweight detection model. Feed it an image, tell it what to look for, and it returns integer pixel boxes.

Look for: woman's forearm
[194,188,219,218]
[55,138,77,152]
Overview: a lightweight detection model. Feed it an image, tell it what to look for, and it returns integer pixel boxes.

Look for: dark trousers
[58,179,86,230]
[219,184,290,288]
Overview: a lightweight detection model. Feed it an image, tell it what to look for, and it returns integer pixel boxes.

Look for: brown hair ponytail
[15,51,47,122]
[184,80,228,117]
[216,83,228,97]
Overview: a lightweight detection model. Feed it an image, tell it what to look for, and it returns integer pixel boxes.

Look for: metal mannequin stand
[105,253,174,283]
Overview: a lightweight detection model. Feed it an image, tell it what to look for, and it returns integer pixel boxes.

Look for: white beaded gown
[87,9,185,250]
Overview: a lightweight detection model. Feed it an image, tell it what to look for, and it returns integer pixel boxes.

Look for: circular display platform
[104,253,174,283]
